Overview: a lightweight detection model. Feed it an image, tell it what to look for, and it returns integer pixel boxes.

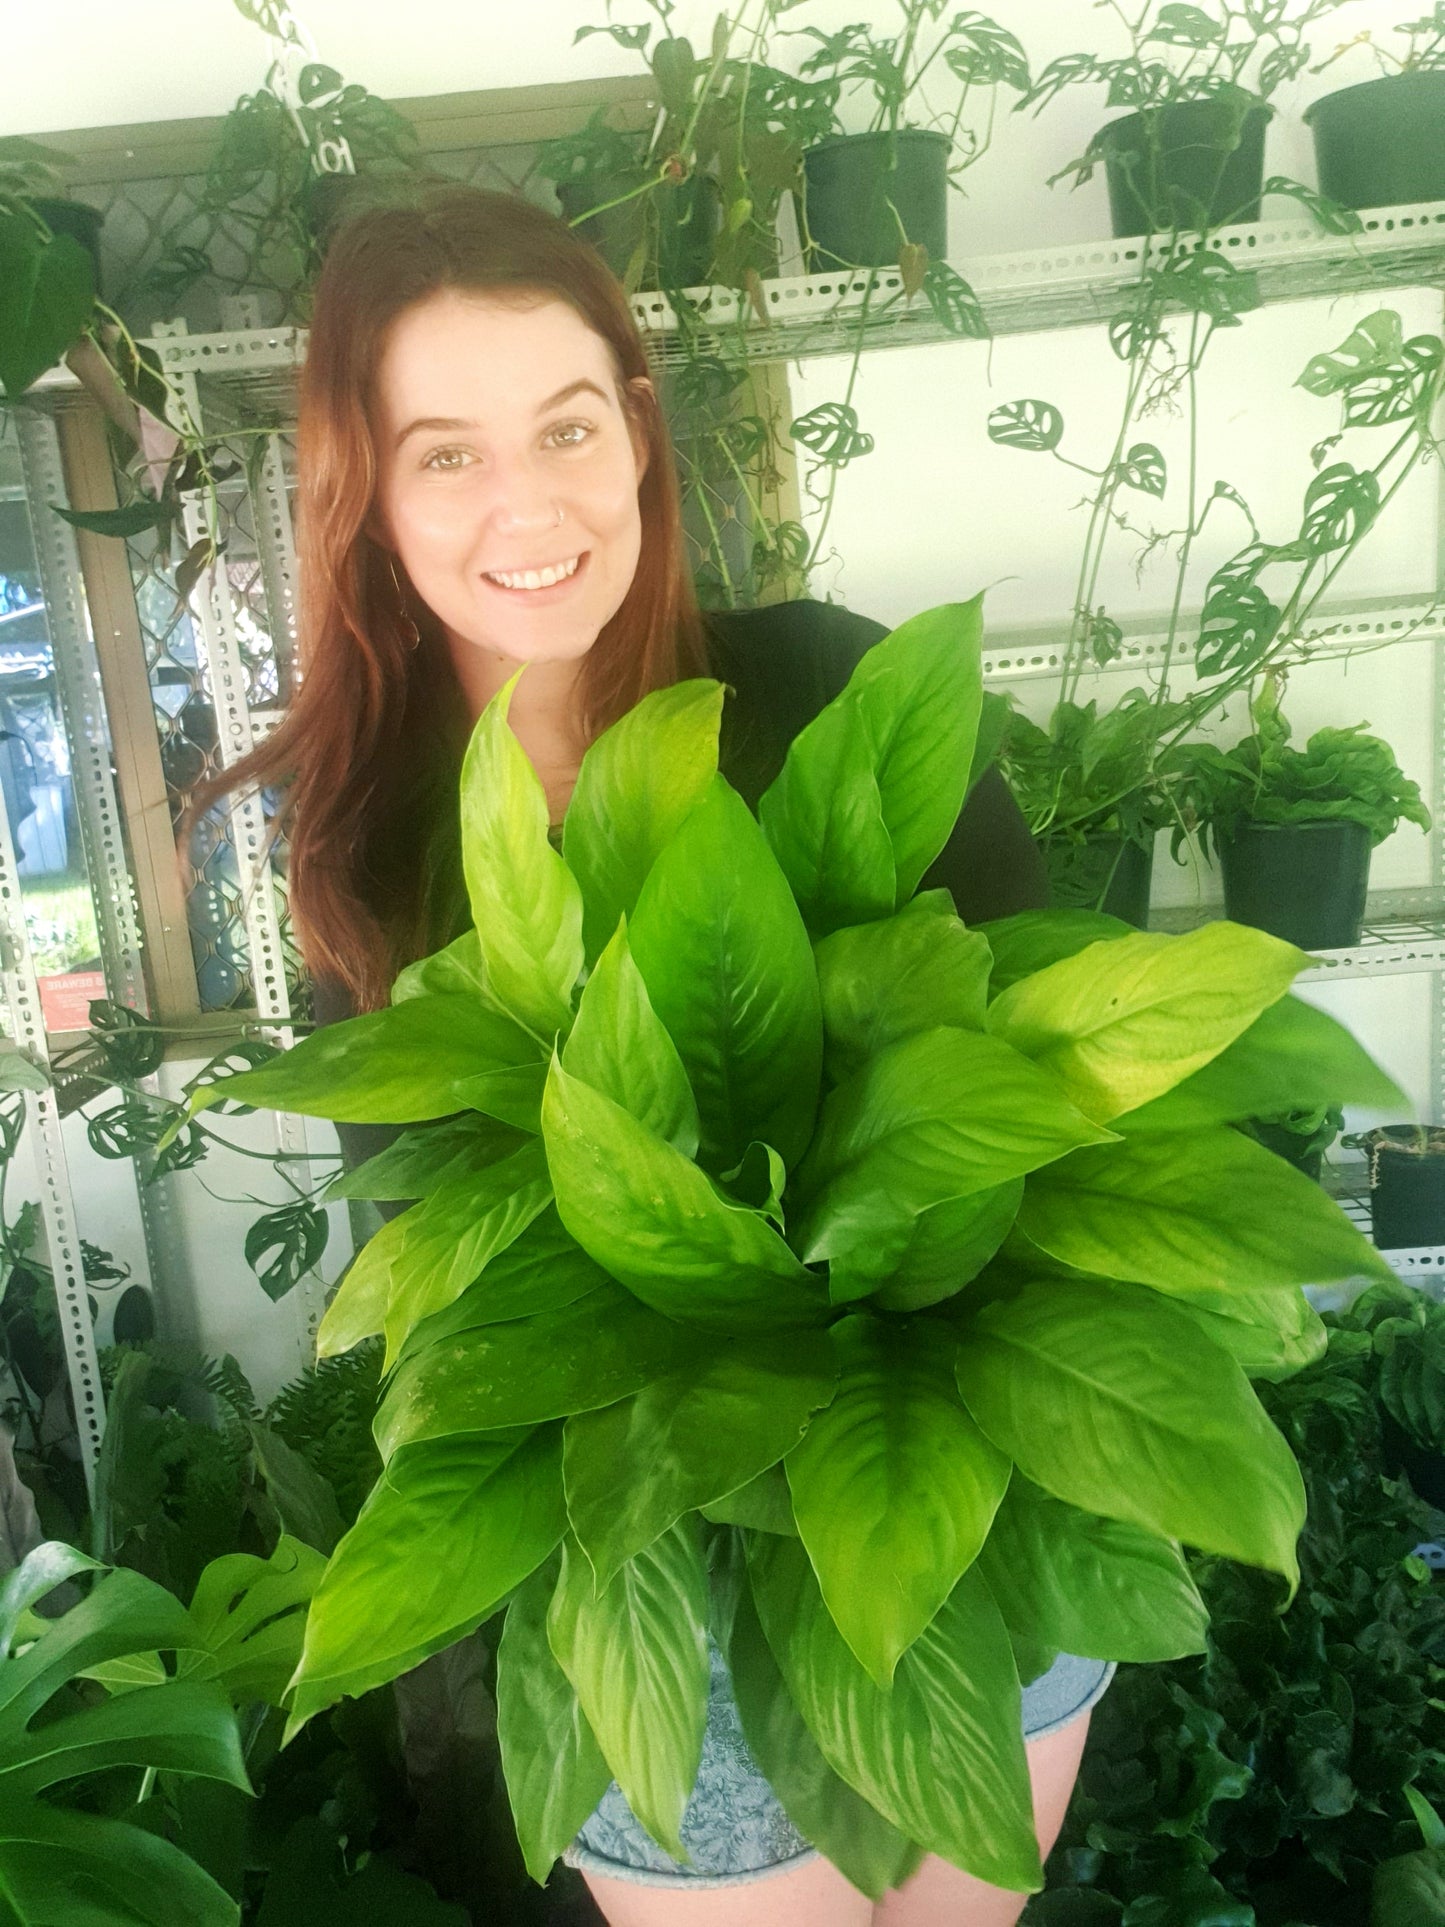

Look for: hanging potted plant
[1176,677,1432,951]
[1344,1123,1445,1250]
[777,5,1032,272]
[1305,5,1445,212]
[164,596,1402,1901]
[1018,0,1356,239]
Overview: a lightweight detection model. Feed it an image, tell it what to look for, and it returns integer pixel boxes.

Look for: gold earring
[387,554,421,651]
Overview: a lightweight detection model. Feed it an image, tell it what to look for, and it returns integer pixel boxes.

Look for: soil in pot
[1218,817,1371,951]
[1306,72,1445,211]
[1096,97,1272,237]
[1358,1125,1445,1249]
[800,129,950,273]
[1045,833,1153,928]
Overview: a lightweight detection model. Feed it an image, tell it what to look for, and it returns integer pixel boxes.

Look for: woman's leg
[870,1708,1093,1927]
[580,1853,876,1927]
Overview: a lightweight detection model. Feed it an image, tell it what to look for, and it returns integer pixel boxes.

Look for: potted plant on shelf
[1343,1123,1445,1250]
[1306,3,1445,211]
[776,3,1032,272]
[1174,676,1432,951]
[1018,0,1356,239]
[162,595,1403,1902]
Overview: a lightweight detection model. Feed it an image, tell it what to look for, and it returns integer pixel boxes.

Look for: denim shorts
[562,1631,1116,1891]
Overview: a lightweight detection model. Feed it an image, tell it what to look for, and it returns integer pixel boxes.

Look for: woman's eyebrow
[394,377,611,449]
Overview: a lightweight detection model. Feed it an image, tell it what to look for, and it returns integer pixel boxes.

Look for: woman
[194,181,1111,1926]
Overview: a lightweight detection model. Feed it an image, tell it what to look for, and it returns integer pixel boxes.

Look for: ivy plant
[166,596,1405,1900]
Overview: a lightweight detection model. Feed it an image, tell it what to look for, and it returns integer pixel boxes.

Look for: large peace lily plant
[173,594,1405,1900]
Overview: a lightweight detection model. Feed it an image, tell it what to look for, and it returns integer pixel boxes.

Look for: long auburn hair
[186,181,711,1012]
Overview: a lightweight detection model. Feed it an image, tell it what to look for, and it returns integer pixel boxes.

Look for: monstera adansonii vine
[173,593,1405,1900]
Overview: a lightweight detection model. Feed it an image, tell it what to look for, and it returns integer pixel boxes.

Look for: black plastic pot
[1360,1126,1445,1249]
[1218,818,1372,950]
[1306,72,1445,212]
[1096,98,1272,237]
[1045,833,1153,928]
[800,129,950,272]
[555,174,721,290]
[30,196,105,296]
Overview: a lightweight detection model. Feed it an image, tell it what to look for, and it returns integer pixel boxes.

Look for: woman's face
[370,288,650,685]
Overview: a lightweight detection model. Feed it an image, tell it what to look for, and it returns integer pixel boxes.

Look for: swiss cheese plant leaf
[0,1562,202,1731]
[541,1055,829,1333]
[1118,992,1405,1130]
[545,1521,710,1863]
[563,1332,837,1595]
[325,1111,532,1202]
[986,923,1306,1122]
[179,996,542,1133]
[561,917,699,1156]
[759,598,985,934]
[813,891,991,1083]
[727,1580,921,1901]
[790,1026,1114,1293]
[374,1281,705,1459]
[1018,1129,1398,1307]
[287,1427,565,1728]
[176,1535,325,1708]
[953,1278,1307,1597]
[784,1313,1011,1686]
[0,1798,241,1927]
[629,776,822,1173]
[460,668,584,1045]
[495,1554,611,1886]
[976,1473,1208,1664]
[562,678,724,964]
[746,1533,1041,1893]
[870,1180,1024,1314]
[976,908,1133,996]
[393,1206,611,1352]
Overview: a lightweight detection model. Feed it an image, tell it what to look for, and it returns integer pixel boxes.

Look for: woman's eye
[549,420,595,449]
[422,446,472,471]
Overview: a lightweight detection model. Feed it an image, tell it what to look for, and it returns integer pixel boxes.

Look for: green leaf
[814,891,990,1082]
[629,776,822,1172]
[374,1279,705,1459]
[1172,1283,1329,1381]
[0,217,94,397]
[394,1205,612,1352]
[541,1054,829,1333]
[1373,1847,1445,1925]
[562,916,699,1155]
[562,679,723,964]
[563,1332,837,1594]
[0,1543,101,1658]
[177,1536,325,1708]
[1119,993,1405,1130]
[791,1026,1113,1298]
[727,1581,920,1901]
[954,1278,1307,1597]
[287,1427,565,1727]
[1119,442,1166,497]
[871,1180,1024,1313]
[495,1555,612,1886]
[0,1798,241,1927]
[325,1111,532,1201]
[759,598,985,934]
[391,928,487,1002]
[784,1314,1010,1686]
[986,399,1064,452]
[746,1535,1041,1892]
[0,1676,246,1798]
[1297,308,1402,394]
[977,909,1134,996]
[546,1521,710,1863]
[986,923,1306,1123]
[52,499,170,538]
[460,670,584,1044]
[0,1043,49,1096]
[700,1463,799,1536]
[1018,1129,1397,1308]
[248,1422,346,1555]
[976,1473,1208,1663]
[1299,461,1381,555]
[244,1202,327,1303]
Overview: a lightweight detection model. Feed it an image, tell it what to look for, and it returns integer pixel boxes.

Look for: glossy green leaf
[288,1426,565,1726]
[1019,1129,1397,1308]
[394,1206,611,1354]
[759,598,985,934]
[450,1062,547,1133]
[727,1581,920,1901]
[976,908,1133,996]
[1171,1284,1329,1382]
[564,1332,837,1593]
[0,1676,246,1799]
[0,1797,241,1927]
[248,1423,347,1556]
[541,1055,829,1333]
[986,923,1306,1122]
[546,1521,710,1862]
[785,1314,1011,1684]
[700,1463,800,1536]
[460,670,584,1044]
[746,1535,1041,1892]
[562,679,724,963]
[177,1536,325,1708]
[629,776,822,1172]
[954,1278,1307,1596]
[495,1554,611,1886]
[976,1473,1209,1663]
[375,1279,704,1459]
[390,927,488,1003]
[0,216,94,397]
[814,891,991,1082]
[325,1111,532,1202]
[561,917,699,1155]
[871,1180,1024,1313]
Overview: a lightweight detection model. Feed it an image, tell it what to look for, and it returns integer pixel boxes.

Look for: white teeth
[486,555,581,591]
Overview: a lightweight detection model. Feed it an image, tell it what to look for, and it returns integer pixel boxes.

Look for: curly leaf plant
[168,594,1406,1901]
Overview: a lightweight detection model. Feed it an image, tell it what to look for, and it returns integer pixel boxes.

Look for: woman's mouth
[481,550,591,601]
